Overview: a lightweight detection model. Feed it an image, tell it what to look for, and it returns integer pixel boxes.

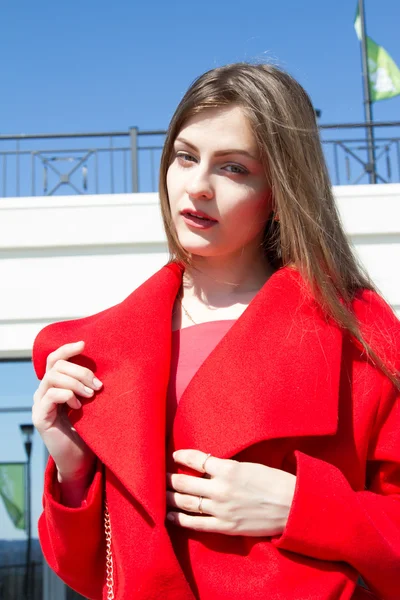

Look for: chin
[178,241,222,258]
[179,243,218,258]
[176,230,215,255]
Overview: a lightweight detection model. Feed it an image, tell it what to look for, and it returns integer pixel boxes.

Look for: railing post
[129,127,139,193]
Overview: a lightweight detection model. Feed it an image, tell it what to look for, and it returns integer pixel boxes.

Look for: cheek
[225,189,272,228]
[166,167,187,236]
[166,167,175,203]
[166,164,186,212]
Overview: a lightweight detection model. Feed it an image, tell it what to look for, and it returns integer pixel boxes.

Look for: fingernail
[166,513,175,522]
[76,400,82,408]
[83,386,94,396]
[93,378,103,390]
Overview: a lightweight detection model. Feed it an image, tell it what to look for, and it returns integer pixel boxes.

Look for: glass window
[0,360,85,600]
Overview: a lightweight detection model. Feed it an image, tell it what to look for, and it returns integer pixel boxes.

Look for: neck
[182,249,274,307]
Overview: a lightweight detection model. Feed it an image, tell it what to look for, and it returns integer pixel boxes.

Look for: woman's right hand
[32,341,102,484]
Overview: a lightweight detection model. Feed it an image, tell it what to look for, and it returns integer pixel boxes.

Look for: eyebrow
[175,137,259,162]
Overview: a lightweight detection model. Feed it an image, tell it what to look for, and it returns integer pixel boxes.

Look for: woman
[32,63,400,600]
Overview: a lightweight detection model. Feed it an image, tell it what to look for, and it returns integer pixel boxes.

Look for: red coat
[32,263,400,600]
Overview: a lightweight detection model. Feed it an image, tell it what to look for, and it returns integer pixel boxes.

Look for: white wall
[1,184,399,359]
[335,184,400,313]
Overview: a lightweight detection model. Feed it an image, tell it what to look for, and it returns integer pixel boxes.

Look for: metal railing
[0,562,86,600]
[320,121,400,186]
[0,122,399,197]
[0,562,41,600]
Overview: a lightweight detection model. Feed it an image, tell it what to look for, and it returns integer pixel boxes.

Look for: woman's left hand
[166,449,296,536]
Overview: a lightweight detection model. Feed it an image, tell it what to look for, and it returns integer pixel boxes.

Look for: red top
[167,320,236,435]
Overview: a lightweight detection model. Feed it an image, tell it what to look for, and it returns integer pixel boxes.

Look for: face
[166,105,273,261]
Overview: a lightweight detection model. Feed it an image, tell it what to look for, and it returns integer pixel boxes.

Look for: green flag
[0,463,25,530]
[354,6,400,101]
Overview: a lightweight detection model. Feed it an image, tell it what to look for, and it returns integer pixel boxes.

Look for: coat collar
[169,263,342,459]
[33,262,342,524]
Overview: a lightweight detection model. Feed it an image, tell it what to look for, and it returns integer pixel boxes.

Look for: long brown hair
[158,62,399,388]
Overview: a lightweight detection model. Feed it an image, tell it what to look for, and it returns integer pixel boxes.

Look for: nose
[185,167,214,201]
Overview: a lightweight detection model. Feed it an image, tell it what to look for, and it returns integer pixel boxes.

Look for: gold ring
[201,453,212,473]
[198,496,204,514]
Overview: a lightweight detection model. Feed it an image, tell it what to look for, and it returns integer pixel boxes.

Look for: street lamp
[20,423,34,600]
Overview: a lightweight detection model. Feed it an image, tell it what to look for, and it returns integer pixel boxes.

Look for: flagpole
[358,0,377,183]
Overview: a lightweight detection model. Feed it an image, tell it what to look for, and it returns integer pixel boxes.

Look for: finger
[35,371,95,404]
[166,512,223,532]
[33,388,81,427]
[167,472,211,498]
[166,491,214,515]
[47,359,102,391]
[172,449,224,477]
[46,341,85,371]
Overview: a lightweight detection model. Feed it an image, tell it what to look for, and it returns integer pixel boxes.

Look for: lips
[180,209,218,222]
[180,209,218,230]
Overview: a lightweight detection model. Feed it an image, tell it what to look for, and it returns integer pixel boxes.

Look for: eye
[176,152,197,166]
[223,164,249,175]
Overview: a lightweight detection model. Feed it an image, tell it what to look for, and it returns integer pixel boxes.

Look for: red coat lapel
[33,262,342,526]
[169,266,342,461]
[33,263,182,524]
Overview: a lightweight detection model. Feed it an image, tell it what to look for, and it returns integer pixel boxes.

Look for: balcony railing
[0,122,399,197]
[0,562,86,600]
[0,562,41,600]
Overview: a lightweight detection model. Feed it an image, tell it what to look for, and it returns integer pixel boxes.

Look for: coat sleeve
[39,456,106,600]
[32,322,106,598]
[272,374,400,600]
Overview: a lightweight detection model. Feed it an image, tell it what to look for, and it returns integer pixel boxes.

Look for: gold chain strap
[104,500,115,599]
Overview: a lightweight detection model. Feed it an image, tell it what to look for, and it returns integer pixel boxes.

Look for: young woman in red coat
[32,63,400,600]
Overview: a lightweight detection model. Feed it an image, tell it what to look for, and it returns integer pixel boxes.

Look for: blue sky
[1,0,399,136]
[1,0,399,540]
